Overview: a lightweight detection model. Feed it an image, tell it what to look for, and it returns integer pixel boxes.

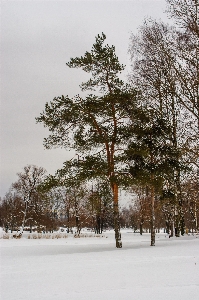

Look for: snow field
[1,230,199,300]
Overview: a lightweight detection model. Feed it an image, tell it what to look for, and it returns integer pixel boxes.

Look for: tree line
[0,163,197,238]
[0,165,114,234]
[0,0,198,247]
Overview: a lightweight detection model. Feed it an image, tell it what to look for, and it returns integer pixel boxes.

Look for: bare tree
[12,165,47,232]
[0,192,23,232]
[128,10,198,236]
[166,0,199,131]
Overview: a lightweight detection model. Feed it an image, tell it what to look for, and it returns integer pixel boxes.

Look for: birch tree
[128,5,198,235]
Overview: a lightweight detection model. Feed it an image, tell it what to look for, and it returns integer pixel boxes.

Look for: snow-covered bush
[3,233,10,239]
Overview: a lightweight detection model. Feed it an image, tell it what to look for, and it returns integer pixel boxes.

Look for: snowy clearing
[1,230,199,300]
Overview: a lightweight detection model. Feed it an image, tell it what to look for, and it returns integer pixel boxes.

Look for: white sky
[1,0,170,197]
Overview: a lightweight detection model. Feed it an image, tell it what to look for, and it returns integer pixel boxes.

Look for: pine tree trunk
[113,183,122,248]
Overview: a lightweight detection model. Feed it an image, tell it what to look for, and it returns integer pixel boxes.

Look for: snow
[1,229,199,300]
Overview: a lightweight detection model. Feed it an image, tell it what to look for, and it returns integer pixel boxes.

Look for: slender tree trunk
[96,215,100,234]
[67,208,70,233]
[21,199,28,233]
[74,194,80,235]
[140,222,143,235]
[76,215,80,234]
[113,183,122,248]
[195,200,198,232]
[150,186,155,246]
[171,217,175,237]
[173,170,185,236]
[139,194,143,235]
[100,216,104,234]
[100,207,105,234]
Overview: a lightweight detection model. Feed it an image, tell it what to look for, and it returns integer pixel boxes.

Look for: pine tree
[36,33,139,247]
[124,108,182,245]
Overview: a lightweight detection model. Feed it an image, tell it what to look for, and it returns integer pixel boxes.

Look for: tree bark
[113,183,122,248]
[67,208,70,233]
[150,186,155,246]
[140,222,143,235]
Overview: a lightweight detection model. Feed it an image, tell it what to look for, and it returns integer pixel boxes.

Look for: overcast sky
[1,0,170,197]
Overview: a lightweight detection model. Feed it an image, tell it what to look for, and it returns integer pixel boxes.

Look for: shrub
[3,233,10,239]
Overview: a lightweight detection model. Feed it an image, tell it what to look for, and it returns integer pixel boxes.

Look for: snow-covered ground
[1,229,199,300]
